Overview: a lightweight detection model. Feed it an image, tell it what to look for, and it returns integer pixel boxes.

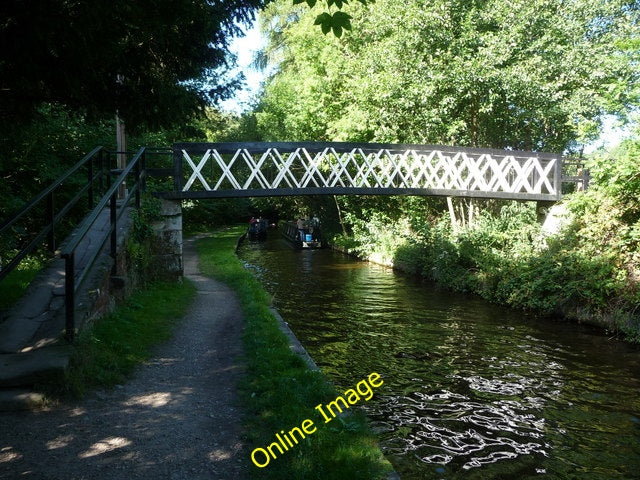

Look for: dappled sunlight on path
[0,236,248,480]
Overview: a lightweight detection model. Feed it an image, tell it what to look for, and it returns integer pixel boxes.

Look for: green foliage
[131,195,163,243]
[332,168,639,340]
[0,104,114,221]
[587,137,640,222]
[257,0,639,151]
[314,10,353,36]
[294,0,367,36]
[197,227,392,480]
[0,0,263,131]
[127,194,166,282]
[252,0,639,342]
[341,212,413,263]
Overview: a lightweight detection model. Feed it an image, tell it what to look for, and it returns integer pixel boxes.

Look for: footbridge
[0,141,587,407]
[158,141,577,202]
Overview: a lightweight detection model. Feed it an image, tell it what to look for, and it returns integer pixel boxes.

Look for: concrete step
[0,345,71,387]
[0,388,45,411]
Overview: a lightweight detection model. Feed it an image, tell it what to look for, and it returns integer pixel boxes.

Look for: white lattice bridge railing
[165,142,562,201]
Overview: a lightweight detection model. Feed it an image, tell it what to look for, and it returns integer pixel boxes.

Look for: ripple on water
[372,389,548,471]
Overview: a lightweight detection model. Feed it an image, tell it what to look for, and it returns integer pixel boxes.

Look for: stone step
[0,388,45,411]
[0,345,71,387]
[0,259,66,354]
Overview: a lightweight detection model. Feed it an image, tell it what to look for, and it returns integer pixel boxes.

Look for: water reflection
[238,235,640,479]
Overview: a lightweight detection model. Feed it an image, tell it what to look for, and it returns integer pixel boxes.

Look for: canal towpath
[0,236,249,479]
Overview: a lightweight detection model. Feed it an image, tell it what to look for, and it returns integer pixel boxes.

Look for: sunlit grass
[0,255,45,311]
[50,280,196,397]
[197,226,392,480]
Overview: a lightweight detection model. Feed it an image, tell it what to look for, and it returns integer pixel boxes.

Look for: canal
[237,234,640,479]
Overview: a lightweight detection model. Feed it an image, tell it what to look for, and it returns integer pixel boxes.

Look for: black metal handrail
[0,146,107,282]
[562,158,591,191]
[60,146,147,340]
[108,147,173,179]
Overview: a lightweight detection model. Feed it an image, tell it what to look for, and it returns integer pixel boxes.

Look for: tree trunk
[334,195,347,236]
[447,197,459,233]
[447,197,477,232]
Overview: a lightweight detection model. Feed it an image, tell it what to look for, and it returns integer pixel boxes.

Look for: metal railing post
[173,147,183,192]
[64,252,75,341]
[106,150,113,189]
[88,154,94,208]
[135,154,141,209]
[99,148,105,193]
[46,191,55,252]
[141,149,147,194]
[110,192,117,275]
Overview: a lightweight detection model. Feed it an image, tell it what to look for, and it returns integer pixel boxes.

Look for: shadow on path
[0,236,248,480]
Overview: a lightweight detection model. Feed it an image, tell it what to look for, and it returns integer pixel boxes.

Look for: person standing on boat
[296,218,305,241]
[310,214,320,240]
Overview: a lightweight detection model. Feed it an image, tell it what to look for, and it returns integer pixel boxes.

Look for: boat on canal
[281,220,322,249]
[247,217,268,240]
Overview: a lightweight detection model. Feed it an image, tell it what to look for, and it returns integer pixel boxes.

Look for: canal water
[237,235,640,479]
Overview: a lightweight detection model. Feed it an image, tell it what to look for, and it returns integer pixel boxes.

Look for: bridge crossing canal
[0,142,587,407]
[158,141,577,202]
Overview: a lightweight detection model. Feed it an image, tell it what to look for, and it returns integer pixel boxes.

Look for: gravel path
[0,237,248,480]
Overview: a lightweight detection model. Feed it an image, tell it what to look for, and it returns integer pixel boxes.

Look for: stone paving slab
[0,345,71,387]
[0,388,45,411]
[0,259,66,354]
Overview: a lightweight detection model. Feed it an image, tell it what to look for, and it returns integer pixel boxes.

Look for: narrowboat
[281,220,322,249]
[247,218,268,240]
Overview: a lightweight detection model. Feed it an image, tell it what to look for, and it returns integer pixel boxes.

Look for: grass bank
[196,226,392,480]
[48,280,196,397]
[0,255,45,312]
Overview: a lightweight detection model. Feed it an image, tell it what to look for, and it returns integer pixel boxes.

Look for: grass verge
[0,255,45,311]
[196,226,393,480]
[50,280,196,398]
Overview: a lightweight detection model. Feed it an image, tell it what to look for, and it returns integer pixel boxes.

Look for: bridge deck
[157,142,562,201]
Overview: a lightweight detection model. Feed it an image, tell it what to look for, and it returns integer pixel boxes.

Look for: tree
[256,0,639,153]
[0,0,265,132]
[254,0,639,232]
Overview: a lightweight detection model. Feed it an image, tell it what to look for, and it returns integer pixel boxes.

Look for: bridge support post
[536,200,557,224]
[153,199,183,279]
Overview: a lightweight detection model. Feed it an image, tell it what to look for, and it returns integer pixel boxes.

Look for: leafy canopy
[0,0,264,131]
[256,0,639,152]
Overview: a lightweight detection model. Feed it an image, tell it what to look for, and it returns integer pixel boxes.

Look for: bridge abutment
[152,199,183,279]
[536,200,557,224]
